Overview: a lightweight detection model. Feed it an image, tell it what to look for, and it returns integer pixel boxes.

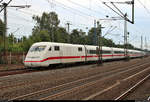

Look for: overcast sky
[0,0,150,49]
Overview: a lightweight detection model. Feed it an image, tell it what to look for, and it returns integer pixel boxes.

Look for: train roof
[32,42,110,48]
[31,42,143,52]
[32,42,83,47]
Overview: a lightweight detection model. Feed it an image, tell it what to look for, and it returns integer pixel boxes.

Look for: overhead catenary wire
[7,0,119,34]
[8,3,91,36]
[0,0,12,13]
[67,0,105,17]
[95,0,113,14]
[44,0,107,31]
[0,0,3,3]
[137,0,150,14]
[8,3,92,34]
[45,0,100,20]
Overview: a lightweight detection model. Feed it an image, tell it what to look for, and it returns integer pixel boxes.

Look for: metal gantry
[103,0,135,60]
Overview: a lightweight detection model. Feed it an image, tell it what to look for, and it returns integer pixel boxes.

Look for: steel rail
[83,67,150,100]
[115,74,150,100]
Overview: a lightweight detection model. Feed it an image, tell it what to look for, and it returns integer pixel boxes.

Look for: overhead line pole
[0,0,12,13]
[93,20,97,45]
[97,21,105,65]
[141,36,143,50]
[0,2,31,64]
[132,0,134,24]
[97,18,119,65]
[103,0,134,61]
[66,22,72,43]
[3,3,7,63]
[124,13,128,58]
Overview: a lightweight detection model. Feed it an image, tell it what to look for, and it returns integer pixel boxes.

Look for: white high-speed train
[24,42,145,68]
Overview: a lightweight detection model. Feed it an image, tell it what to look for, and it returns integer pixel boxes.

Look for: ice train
[24,42,144,68]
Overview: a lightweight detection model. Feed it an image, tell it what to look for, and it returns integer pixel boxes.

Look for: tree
[55,27,69,43]
[70,29,80,44]
[0,19,4,37]
[87,27,115,47]
[77,29,87,44]
[0,19,4,52]
[87,27,97,45]
[34,30,51,42]
[32,12,60,41]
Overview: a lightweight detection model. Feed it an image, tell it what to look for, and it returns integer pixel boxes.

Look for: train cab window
[78,47,82,52]
[49,47,51,51]
[29,46,46,52]
[54,46,60,51]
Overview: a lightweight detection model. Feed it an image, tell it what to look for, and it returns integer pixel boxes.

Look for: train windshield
[29,45,46,52]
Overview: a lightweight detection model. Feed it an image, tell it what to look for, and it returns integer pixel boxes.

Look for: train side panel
[61,44,85,63]
[112,48,125,59]
[102,47,113,60]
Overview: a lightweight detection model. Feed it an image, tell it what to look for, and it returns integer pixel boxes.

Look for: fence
[0,52,27,64]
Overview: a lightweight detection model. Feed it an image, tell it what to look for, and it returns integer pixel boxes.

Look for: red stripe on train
[24,54,126,63]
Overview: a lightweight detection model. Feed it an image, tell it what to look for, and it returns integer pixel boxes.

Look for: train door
[59,46,63,63]
[84,45,87,62]
[111,47,114,58]
[52,45,61,64]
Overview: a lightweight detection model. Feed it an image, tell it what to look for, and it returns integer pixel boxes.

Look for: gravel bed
[0,62,132,99]
[48,63,150,100]
[92,68,150,100]
[10,61,149,100]
[0,64,24,71]
[125,76,150,100]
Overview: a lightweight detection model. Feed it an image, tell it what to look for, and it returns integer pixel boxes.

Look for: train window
[114,51,124,54]
[29,46,46,52]
[49,47,51,51]
[102,50,111,54]
[78,47,82,51]
[89,50,97,54]
[54,46,60,51]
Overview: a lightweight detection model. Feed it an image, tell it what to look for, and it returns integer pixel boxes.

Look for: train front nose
[24,45,47,68]
[24,56,42,67]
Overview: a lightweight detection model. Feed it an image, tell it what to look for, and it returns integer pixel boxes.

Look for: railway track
[0,60,117,77]
[0,63,95,77]
[8,60,150,100]
[115,74,150,100]
[0,58,145,90]
[41,64,150,100]
[0,57,146,78]
[0,57,149,100]
[0,68,36,77]
[83,67,150,100]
